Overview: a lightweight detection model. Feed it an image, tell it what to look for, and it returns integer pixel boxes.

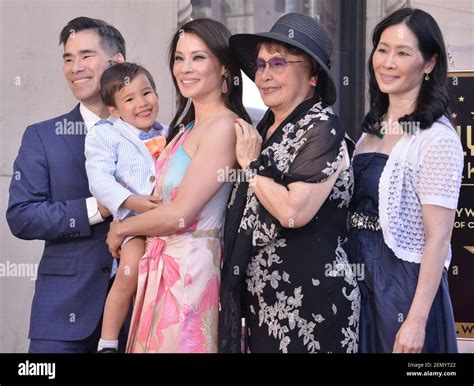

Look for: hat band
[270,24,329,66]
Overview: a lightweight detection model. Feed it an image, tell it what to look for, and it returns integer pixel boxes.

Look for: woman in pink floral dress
[106,19,250,352]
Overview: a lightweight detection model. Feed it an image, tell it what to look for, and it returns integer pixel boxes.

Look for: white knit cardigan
[357,116,464,269]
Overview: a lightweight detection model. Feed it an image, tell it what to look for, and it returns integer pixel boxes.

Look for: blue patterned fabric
[138,126,163,140]
[348,152,458,353]
[85,118,167,221]
[6,104,121,345]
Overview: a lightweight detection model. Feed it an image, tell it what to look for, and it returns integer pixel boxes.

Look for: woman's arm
[234,117,347,228]
[392,205,455,353]
[106,115,237,256]
[251,162,345,228]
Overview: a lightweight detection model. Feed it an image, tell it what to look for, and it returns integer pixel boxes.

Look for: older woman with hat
[219,13,360,353]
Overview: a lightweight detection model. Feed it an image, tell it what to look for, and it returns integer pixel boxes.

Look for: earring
[424,73,430,81]
[222,75,229,94]
[310,78,318,87]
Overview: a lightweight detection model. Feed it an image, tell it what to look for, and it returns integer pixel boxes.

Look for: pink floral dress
[126,123,231,353]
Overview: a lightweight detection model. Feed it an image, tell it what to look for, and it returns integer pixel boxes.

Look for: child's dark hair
[100,62,156,107]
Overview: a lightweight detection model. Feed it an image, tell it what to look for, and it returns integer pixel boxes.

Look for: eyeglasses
[254,56,304,74]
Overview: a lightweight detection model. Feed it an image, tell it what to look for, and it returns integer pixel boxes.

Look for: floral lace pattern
[219,99,360,353]
[238,102,349,248]
[246,236,359,353]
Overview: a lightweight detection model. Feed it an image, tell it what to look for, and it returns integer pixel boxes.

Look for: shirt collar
[79,103,115,131]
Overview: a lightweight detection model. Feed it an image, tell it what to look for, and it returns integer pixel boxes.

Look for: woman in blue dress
[348,8,463,353]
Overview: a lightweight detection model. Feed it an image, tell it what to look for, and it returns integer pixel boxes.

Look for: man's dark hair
[59,16,126,59]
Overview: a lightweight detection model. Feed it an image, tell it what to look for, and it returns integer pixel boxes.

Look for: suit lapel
[112,119,155,173]
[59,104,87,172]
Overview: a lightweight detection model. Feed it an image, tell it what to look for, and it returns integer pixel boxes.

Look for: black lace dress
[219,98,360,353]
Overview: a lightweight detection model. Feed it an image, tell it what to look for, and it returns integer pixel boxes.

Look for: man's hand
[98,202,112,218]
[123,195,161,214]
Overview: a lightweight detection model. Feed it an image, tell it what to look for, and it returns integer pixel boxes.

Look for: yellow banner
[455,322,474,338]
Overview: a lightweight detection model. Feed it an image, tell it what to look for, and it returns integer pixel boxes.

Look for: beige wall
[1,0,473,353]
[412,0,474,71]
[0,0,178,352]
[365,0,474,114]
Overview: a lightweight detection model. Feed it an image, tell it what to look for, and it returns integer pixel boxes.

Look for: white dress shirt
[80,103,114,226]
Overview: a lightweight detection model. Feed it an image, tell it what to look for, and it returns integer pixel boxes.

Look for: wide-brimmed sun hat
[230,12,337,105]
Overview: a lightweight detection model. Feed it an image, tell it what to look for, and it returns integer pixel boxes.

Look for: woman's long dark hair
[362,8,450,135]
[167,18,251,141]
